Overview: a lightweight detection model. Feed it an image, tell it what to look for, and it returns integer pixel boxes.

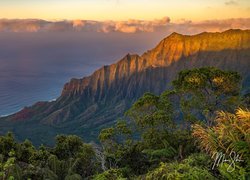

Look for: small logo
[212,151,244,172]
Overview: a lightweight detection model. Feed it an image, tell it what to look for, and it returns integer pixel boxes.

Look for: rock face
[1,29,250,146]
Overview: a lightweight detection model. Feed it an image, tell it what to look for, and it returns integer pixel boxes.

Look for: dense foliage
[0,67,249,179]
[192,108,250,178]
[0,134,100,179]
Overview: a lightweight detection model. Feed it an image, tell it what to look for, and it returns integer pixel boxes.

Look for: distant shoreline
[0,98,57,118]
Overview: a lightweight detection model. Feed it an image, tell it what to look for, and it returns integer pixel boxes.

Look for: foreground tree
[173,67,242,126]
[52,135,98,178]
[99,120,133,169]
[126,91,195,161]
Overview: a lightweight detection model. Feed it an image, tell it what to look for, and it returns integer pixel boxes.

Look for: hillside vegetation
[0,67,249,179]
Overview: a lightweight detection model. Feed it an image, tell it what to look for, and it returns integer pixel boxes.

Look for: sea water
[0,31,167,116]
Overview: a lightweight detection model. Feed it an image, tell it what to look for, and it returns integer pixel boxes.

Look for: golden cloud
[0,17,249,34]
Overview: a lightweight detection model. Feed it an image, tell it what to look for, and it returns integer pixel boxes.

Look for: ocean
[0,31,168,116]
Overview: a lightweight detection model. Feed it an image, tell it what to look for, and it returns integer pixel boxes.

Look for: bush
[141,154,215,180]
[93,168,126,180]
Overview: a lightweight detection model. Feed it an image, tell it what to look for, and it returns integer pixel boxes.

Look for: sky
[0,0,249,116]
[0,0,250,21]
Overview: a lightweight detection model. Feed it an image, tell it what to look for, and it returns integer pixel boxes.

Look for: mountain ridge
[62,29,250,96]
[0,29,250,145]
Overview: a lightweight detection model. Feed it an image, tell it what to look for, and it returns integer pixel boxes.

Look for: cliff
[1,29,250,145]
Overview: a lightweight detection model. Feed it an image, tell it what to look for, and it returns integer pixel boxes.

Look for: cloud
[0,17,170,33]
[0,19,45,32]
[72,20,85,28]
[225,0,238,6]
[166,18,250,35]
[0,17,249,34]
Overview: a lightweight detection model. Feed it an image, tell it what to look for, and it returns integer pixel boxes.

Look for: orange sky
[0,0,249,21]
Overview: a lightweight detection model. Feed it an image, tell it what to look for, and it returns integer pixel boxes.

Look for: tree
[0,149,17,180]
[173,67,242,126]
[126,92,175,150]
[54,135,84,160]
[0,133,101,179]
[126,91,195,161]
[99,120,133,169]
[0,132,16,159]
[70,144,98,178]
[29,144,51,167]
[16,139,35,163]
[52,135,98,178]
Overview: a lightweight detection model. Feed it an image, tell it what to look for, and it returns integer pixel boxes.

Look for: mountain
[0,29,250,146]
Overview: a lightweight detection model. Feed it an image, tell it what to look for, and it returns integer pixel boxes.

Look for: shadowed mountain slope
[0,29,250,146]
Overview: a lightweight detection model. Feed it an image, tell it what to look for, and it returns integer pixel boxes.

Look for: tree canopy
[0,67,249,179]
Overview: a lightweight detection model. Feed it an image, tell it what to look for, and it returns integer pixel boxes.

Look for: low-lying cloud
[169,18,250,35]
[0,17,249,34]
[0,17,171,33]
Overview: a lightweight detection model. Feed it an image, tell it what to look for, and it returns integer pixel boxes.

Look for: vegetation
[0,134,99,179]
[192,108,250,178]
[0,67,249,179]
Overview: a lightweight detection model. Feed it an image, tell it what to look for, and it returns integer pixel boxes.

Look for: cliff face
[1,29,250,145]
[62,29,250,97]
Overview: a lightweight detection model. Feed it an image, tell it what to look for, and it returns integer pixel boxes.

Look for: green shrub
[141,154,215,180]
[94,169,127,180]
